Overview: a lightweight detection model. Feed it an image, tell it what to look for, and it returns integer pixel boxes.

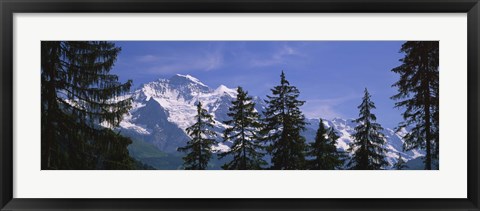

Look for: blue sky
[111,41,406,129]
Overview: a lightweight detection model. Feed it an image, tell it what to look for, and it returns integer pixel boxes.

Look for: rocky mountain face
[118,74,425,169]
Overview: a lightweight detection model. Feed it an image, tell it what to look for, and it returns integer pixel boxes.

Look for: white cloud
[136,54,160,62]
[250,45,301,67]
[302,95,360,120]
[303,104,343,120]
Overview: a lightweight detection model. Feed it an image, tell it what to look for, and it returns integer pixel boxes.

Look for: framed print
[1,0,479,210]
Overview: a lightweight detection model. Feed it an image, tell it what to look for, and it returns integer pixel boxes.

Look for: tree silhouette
[347,88,387,170]
[41,41,134,170]
[219,87,266,170]
[393,152,408,170]
[178,102,217,170]
[391,41,439,170]
[262,71,307,169]
[306,119,345,170]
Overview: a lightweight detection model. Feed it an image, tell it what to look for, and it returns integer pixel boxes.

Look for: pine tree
[391,41,439,170]
[262,71,307,170]
[41,41,134,170]
[306,119,344,170]
[393,152,408,170]
[218,87,266,170]
[347,88,387,170]
[178,102,217,170]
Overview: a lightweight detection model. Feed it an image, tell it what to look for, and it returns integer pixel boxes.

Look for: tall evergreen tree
[393,152,408,170]
[178,102,217,170]
[391,41,439,170]
[218,87,266,170]
[347,88,387,170]
[262,71,307,170]
[306,119,344,170]
[41,41,134,170]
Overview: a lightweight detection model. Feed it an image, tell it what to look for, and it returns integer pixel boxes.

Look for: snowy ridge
[214,85,237,97]
[119,115,151,135]
[176,74,208,87]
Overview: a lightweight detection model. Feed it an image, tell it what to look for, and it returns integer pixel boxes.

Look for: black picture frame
[1,0,479,210]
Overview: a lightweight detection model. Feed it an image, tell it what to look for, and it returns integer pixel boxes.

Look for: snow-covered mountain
[118,74,424,169]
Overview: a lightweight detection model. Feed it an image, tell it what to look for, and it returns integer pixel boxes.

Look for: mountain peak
[170,74,207,87]
[215,84,236,97]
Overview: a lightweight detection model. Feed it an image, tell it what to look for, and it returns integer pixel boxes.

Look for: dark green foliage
[262,71,307,170]
[347,88,387,170]
[391,41,439,170]
[306,119,345,170]
[127,137,183,170]
[178,102,217,170]
[393,152,408,170]
[129,137,231,170]
[41,41,134,170]
[133,159,157,170]
[218,87,266,170]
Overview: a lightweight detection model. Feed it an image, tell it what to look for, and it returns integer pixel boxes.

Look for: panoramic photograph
[41,41,439,170]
